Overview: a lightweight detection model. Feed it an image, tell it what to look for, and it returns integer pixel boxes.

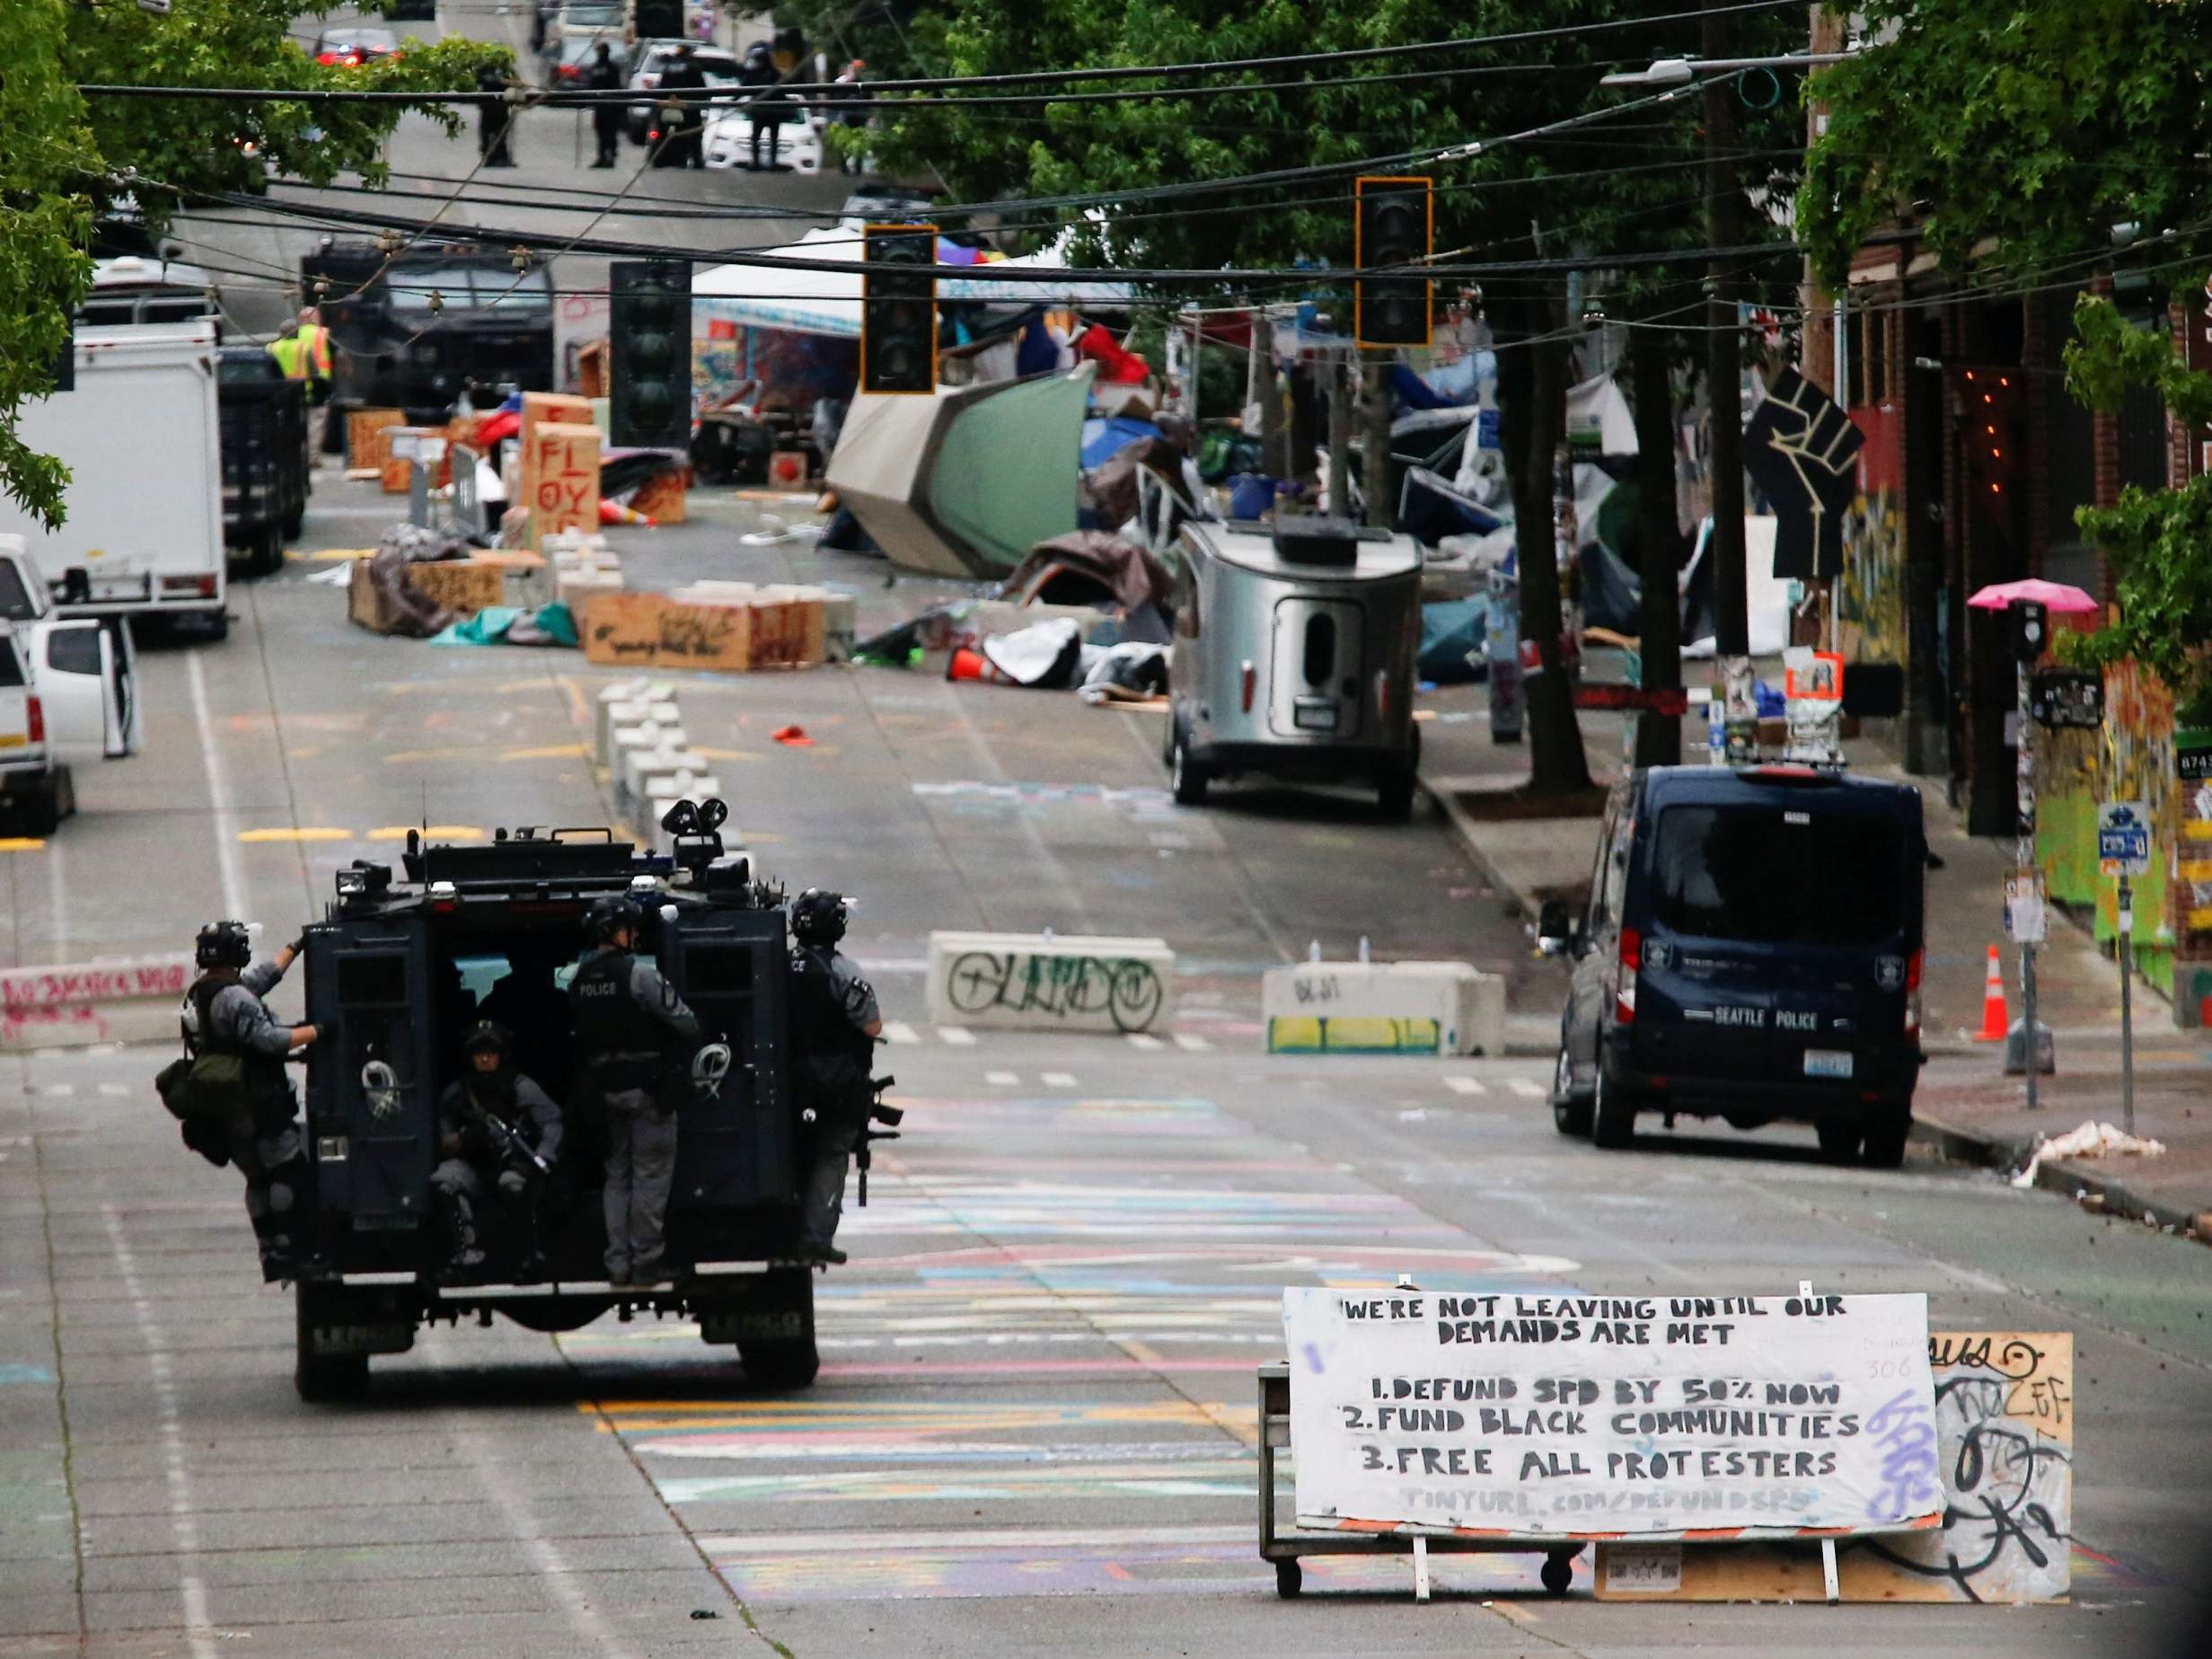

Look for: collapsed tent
[825,366,1096,579]
[1003,531,1170,613]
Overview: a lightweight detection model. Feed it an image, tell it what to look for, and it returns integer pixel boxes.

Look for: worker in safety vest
[268,306,338,463]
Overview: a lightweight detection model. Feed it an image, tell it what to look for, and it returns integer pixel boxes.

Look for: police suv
[285,804,890,1400]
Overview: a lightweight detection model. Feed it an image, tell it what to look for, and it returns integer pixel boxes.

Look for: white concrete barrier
[593,679,674,762]
[621,741,707,805]
[1262,960,1505,1056]
[1,955,196,1051]
[927,931,1175,1036]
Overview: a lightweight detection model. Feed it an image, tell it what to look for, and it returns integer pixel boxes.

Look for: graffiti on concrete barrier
[1862,1330,2073,1603]
[1266,1015,1442,1055]
[947,952,1166,1033]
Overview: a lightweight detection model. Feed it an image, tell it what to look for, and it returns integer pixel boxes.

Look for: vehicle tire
[738,1333,821,1391]
[1376,764,1416,823]
[1590,1068,1639,1150]
[1552,1043,1593,1137]
[200,610,229,643]
[281,507,304,543]
[254,525,286,578]
[1816,1120,1864,1164]
[22,768,69,837]
[1862,1100,1913,1169]
[1170,729,1209,807]
[294,1285,370,1403]
[1540,1552,1575,1596]
[1273,1559,1303,1599]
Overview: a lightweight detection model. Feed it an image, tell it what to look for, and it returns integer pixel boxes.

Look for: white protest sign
[1282,1287,1942,1542]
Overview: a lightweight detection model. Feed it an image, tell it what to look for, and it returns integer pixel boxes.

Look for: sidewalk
[1414,683,2212,1239]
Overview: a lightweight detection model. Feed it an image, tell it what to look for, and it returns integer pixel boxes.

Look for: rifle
[466,1099,552,1182]
[854,1074,902,1208]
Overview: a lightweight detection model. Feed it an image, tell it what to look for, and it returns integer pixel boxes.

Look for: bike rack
[1256,1362,1584,1601]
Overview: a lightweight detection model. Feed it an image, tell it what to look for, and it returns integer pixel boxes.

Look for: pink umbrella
[1967,578,2099,614]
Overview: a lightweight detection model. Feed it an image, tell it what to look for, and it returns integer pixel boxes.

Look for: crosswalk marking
[1505,1077,1546,1099]
[880,1021,921,1046]
[939,1027,977,1046]
[1125,1033,1166,1052]
[1041,1072,1079,1089]
[1442,1076,1486,1097]
[984,1071,1019,1087]
[1170,1033,1211,1053]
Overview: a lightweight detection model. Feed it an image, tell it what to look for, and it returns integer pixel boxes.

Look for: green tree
[0,3,507,524]
[1801,0,2212,721]
[2061,291,2212,723]
[0,0,96,528]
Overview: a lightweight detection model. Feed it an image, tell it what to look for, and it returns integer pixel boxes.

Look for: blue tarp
[1419,597,1488,684]
[1080,416,1163,469]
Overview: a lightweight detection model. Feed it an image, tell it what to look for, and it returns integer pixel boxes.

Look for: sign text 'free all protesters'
[1282,1288,1943,1541]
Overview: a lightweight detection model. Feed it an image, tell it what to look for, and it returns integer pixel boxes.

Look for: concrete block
[1262,960,1505,1056]
[621,743,706,804]
[926,931,1174,1036]
[594,681,674,762]
[1,955,196,1051]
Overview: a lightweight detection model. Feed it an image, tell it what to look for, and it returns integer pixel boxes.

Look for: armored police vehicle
[286,803,886,1400]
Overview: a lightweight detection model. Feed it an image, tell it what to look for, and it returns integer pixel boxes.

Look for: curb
[1912,1112,2209,1241]
[1417,773,1546,924]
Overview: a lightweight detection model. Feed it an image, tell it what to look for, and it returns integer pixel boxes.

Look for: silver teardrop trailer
[1166,516,1423,817]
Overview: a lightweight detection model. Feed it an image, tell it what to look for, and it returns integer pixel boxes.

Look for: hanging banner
[1282,1287,1943,1542]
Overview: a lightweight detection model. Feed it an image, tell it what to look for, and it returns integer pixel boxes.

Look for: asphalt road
[12,27,2212,1654]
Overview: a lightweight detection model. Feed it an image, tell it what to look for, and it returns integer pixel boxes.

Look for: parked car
[0,539,144,835]
[625,42,742,143]
[703,110,824,174]
[1541,763,1929,1166]
[313,27,401,66]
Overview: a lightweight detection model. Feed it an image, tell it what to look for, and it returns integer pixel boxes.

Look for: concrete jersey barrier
[1,954,197,1050]
[927,931,1175,1036]
[1263,959,1505,1056]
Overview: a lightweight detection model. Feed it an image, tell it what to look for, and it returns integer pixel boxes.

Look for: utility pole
[1704,0,1750,750]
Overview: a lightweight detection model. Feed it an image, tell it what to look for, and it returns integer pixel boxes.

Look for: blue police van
[1541,763,1928,1165]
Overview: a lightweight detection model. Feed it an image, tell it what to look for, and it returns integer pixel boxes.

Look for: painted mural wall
[1837,406,1908,668]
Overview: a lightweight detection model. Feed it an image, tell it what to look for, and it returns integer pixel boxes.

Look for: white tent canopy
[692,226,1134,340]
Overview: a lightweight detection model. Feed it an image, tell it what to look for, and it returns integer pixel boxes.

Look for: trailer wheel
[1376,763,1416,822]
[1273,1559,1302,1599]
[1170,729,1210,807]
[737,1333,820,1391]
[295,1284,370,1403]
[1540,1551,1575,1596]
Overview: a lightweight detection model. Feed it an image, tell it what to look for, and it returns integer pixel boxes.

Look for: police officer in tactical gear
[787,889,881,1265]
[568,896,700,1284]
[181,922,319,1279]
[432,1022,562,1279]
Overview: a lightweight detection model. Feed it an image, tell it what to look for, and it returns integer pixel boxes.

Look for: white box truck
[0,320,227,638]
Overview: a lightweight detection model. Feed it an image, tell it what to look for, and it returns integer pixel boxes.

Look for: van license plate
[1293,702,1339,732]
[1802,1050,1854,1079]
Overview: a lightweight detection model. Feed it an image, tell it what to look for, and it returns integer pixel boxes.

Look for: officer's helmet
[791,887,848,946]
[462,1020,513,1061]
[583,895,644,945]
[196,920,252,970]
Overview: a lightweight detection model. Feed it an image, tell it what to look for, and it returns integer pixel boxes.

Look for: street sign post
[2099,800,2152,1134]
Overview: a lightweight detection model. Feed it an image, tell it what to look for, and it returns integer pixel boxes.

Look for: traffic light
[608,259,692,450]
[861,224,937,396]
[1355,176,1433,348]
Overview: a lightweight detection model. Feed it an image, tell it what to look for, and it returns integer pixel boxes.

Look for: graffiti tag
[946,952,1165,1034]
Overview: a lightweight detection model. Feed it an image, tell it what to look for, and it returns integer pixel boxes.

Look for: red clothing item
[1072,323,1150,384]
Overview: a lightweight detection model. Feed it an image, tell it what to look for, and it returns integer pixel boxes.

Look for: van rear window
[1650,805,1906,947]
[0,561,34,623]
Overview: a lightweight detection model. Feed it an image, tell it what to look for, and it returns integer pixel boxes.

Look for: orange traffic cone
[1973,945,2009,1042]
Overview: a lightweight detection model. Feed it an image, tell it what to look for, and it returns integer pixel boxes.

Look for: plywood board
[581,590,665,666]
[655,596,751,674]
[524,421,601,552]
[1595,1331,2073,1604]
[347,407,405,471]
[630,465,690,525]
[746,587,826,669]
[405,559,506,617]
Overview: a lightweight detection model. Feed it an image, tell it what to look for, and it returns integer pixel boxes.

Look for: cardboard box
[346,560,404,633]
[405,559,506,616]
[348,407,405,471]
[524,421,602,551]
[582,590,666,666]
[746,586,827,669]
[517,392,595,461]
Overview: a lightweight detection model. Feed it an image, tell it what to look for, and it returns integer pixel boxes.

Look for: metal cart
[1256,1362,1583,1600]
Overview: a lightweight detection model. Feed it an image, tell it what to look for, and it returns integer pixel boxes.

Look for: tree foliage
[2060,290,2212,723]
[0,2,505,524]
[0,0,96,528]
[1799,0,2212,292]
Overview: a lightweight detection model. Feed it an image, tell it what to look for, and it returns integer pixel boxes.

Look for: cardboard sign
[1282,1287,1943,1542]
[1595,1331,2072,1603]
[525,421,602,552]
